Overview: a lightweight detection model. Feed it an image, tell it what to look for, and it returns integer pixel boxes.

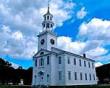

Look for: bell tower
[37,3,57,51]
[42,3,54,30]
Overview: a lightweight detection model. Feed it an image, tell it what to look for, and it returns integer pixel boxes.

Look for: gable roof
[33,48,57,58]
[33,47,95,62]
[51,47,95,62]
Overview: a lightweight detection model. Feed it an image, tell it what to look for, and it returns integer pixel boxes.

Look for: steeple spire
[42,1,54,31]
[47,0,50,13]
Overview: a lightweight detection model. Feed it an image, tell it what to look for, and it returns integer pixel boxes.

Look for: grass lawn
[0,85,31,88]
[0,85,110,88]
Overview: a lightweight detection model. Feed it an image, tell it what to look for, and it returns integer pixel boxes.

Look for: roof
[33,47,95,62]
[33,48,57,58]
[37,30,57,37]
[51,47,95,62]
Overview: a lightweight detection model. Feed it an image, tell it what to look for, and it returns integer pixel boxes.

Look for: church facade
[32,5,97,86]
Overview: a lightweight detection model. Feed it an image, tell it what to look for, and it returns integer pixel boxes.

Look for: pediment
[33,49,51,58]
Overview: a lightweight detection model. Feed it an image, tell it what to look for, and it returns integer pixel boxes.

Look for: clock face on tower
[41,39,45,45]
[50,39,55,45]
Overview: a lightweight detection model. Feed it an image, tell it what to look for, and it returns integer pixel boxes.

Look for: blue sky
[0,0,110,69]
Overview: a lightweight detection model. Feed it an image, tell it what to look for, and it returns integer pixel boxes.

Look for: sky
[0,0,110,69]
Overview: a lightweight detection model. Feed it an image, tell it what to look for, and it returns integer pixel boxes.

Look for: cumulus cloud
[0,0,75,59]
[57,36,86,54]
[57,18,110,63]
[1,0,109,66]
[96,54,110,63]
[0,25,37,59]
[57,36,108,60]
[78,18,110,40]
[95,62,103,67]
[0,0,75,34]
[86,47,108,59]
[76,7,87,19]
[11,62,19,69]
[76,18,110,62]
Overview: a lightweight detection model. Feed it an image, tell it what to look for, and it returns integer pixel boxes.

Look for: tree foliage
[96,63,110,84]
[0,58,32,85]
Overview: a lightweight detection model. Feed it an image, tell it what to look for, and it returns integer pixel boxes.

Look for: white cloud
[77,18,110,62]
[0,0,75,59]
[1,0,109,65]
[96,54,110,63]
[57,36,86,54]
[11,62,19,69]
[0,0,75,34]
[57,36,108,60]
[0,25,37,59]
[77,7,87,19]
[78,18,110,40]
[86,47,108,59]
[57,35,109,64]
[95,62,103,67]
[12,31,23,40]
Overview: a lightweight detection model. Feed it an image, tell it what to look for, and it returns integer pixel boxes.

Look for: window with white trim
[68,57,70,64]
[74,72,77,80]
[47,56,49,65]
[39,58,44,66]
[58,71,62,80]
[74,58,76,65]
[79,59,81,66]
[68,71,71,80]
[80,72,83,80]
[85,73,87,80]
[58,56,61,64]
[35,59,37,67]
[88,62,90,68]
[84,61,86,67]
[89,73,91,80]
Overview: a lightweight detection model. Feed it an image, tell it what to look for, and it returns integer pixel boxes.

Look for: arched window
[47,56,49,65]
[40,52,44,55]
[34,75,36,84]
[74,72,77,80]
[47,16,49,20]
[88,62,90,68]
[50,17,52,20]
[79,59,81,66]
[39,58,44,66]
[93,74,95,80]
[58,56,61,64]
[80,72,82,80]
[38,71,44,80]
[68,57,70,64]
[84,61,86,67]
[68,71,71,80]
[58,71,62,80]
[35,59,37,67]
[85,73,87,80]
[51,24,53,27]
[46,23,49,28]
[41,58,44,66]
[44,17,46,20]
[38,71,44,76]
[43,24,45,28]
[74,58,76,65]
[89,74,91,80]
[47,74,49,82]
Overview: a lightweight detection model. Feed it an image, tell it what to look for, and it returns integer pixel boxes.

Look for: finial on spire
[47,0,50,13]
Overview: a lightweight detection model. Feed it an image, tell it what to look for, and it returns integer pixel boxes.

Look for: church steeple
[42,2,54,30]
[47,3,50,13]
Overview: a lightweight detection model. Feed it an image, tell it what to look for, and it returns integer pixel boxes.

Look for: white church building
[32,5,97,86]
